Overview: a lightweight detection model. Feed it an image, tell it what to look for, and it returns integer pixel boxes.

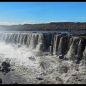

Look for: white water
[0,42,40,68]
[0,32,85,84]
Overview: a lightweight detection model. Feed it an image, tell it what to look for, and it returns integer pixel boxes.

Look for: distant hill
[0,22,86,32]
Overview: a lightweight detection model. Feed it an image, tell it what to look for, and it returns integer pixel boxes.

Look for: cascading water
[0,31,86,84]
[53,35,60,55]
[66,37,80,60]
[76,39,82,61]
[0,32,85,60]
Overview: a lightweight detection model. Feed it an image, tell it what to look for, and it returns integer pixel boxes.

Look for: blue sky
[0,2,86,25]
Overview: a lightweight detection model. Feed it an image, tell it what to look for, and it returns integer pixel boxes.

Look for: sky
[0,2,86,25]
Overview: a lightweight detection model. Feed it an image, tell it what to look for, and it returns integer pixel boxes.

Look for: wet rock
[58,55,64,59]
[66,74,86,84]
[28,56,36,61]
[11,69,15,71]
[1,61,11,74]
[75,60,80,64]
[63,57,69,60]
[0,78,2,84]
[76,69,79,71]
[39,77,63,84]
[58,65,69,73]
[13,82,18,84]
[72,74,76,76]
[56,77,63,84]
[2,61,10,68]
[36,77,43,80]
[39,80,55,84]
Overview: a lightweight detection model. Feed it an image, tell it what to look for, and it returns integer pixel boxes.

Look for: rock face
[0,22,86,32]
[0,32,85,63]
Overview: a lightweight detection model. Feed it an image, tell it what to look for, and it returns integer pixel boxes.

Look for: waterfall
[36,43,44,52]
[35,33,45,51]
[83,47,86,66]
[57,36,63,56]
[66,37,80,60]
[56,35,69,58]
[53,35,60,55]
[29,34,37,49]
[76,39,83,61]
[0,32,85,62]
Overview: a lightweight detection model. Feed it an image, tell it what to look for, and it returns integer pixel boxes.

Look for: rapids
[0,31,85,84]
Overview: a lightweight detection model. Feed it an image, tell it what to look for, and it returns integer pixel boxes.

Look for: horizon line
[0,21,86,26]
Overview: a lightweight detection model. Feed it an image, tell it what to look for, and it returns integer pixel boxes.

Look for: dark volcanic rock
[36,77,43,80]
[0,78,2,84]
[0,22,86,34]
[1,61,11,74]
[58,55,64,59]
